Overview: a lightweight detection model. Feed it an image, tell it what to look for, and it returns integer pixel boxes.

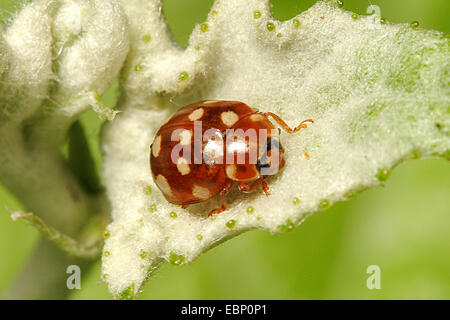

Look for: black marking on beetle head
[256,137,283,171]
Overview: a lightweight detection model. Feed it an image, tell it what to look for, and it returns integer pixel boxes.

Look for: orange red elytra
[150,100,313,216]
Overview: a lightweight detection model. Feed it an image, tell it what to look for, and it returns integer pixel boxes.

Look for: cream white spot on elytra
[179,129,192,145]
[221,111,239,127]
[155,174,172,197]
[250,114,265,122]
[151,135,162,158]
[192,184,211,200]
[188,108,204,121]
[176,157,191,175]
[225,164,237,180]
[203,138,224,165]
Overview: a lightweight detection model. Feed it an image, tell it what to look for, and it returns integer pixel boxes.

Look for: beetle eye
[256,137,283,175]
[265,137,280,152]
[256,158,270,170]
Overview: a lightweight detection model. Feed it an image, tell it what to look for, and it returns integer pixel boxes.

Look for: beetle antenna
[264,112,314,134]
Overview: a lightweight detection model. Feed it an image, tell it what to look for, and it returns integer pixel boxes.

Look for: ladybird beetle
[150,100,313,216]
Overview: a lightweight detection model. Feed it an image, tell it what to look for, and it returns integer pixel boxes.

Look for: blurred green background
[0,0,449,299]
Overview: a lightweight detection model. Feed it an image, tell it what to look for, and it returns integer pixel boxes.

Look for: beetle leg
[238,178,270,196]
[261,178,270,196]
[208,180,233,216]
[264,112,313,134]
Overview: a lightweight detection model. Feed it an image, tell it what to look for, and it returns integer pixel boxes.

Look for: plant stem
[11,211,103,259]
[0,124,106,299]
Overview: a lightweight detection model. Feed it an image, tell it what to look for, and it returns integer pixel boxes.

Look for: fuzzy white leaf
[1,0,53,123]
[0,0,129,123]
[101,0,449,298]
[0,0,129,234]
